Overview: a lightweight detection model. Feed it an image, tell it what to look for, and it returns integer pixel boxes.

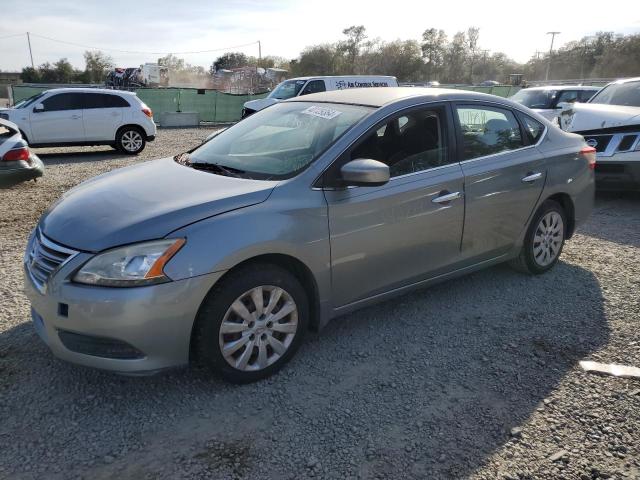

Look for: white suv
[0,88,156,154]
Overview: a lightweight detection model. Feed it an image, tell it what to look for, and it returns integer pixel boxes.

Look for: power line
[27,33,259,55]
[0,33,26,41]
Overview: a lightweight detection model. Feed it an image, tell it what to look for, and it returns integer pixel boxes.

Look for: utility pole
[258,40,262,66]
[26,32,34,68]
[545,31,560,81]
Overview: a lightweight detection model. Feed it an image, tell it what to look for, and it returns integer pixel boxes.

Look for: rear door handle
[71,114,82,120]
[432,191,462,204]
[522,172,542,183]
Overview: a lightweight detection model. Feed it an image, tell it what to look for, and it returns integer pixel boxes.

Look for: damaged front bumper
[581,131,640,191]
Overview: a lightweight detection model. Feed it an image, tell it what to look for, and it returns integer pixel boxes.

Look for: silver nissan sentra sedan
[24,88,595,382]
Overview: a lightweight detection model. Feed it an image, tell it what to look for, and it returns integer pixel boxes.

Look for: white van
[242,75,398,117]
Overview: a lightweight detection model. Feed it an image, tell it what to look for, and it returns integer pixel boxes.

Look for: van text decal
[336,80,391,90]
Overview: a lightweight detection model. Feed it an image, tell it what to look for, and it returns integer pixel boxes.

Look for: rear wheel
[116,127,146,154]
[193,264,308,383]
[510,200,566,275]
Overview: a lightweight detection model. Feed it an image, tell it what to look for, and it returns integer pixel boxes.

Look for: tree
[443,32,467,83]
[339,25,367,72]
[291,44,341,76]
[157,53,185,71]
[421,28,447,80]
[83,50,114,83]
[211,52,249,73]
[21,66,41,83]
[466,27,480,83]
[364,40,423,82]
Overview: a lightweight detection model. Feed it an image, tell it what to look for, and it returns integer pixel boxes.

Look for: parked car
[0,88,156,154]
[0,118,44,187]
[24,88,594,382]
[510,86,600,122]
[559,77,640,190]
[242,75,398,117]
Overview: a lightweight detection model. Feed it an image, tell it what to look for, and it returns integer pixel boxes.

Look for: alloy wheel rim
[219,285,298,372]
[122,131,142,151]
[532,211,564,267]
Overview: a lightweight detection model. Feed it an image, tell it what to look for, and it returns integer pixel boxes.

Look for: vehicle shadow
[0,260,607,479]
[579,191,640,247]
[35,149,131,166]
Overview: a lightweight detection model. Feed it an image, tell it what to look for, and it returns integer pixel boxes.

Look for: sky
[1,0,639,72]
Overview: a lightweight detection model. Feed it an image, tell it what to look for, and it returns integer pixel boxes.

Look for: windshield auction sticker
[301,106,342,120]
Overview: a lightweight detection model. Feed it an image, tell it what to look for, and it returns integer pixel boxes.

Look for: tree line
[18,29,640,85]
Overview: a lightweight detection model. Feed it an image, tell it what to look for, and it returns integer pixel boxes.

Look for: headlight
[73,238,185,287]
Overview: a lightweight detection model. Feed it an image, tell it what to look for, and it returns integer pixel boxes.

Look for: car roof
[286,87,518,108]
[607,77,640,85]
[41,88,136,96]
[521,85,601,91]
[285,75,397,82]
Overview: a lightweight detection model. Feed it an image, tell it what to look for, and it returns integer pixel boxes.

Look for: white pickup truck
[559,77,640,190]
[242,75,398,118]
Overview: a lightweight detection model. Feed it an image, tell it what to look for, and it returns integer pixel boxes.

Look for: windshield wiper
[189,162,246,177]
[174,152,247,178]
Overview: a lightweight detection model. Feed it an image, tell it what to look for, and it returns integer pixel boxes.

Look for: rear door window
[455,105,524,160]
[0,124,16,144]
[41,93,85,112]
[84,93,130,109]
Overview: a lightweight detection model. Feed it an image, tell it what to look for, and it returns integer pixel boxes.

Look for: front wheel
[510,200,566,275]
[116,127,146,155]
[193,264,309,383]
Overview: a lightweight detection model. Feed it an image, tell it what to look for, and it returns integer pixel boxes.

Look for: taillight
[580,146,596,170]
[2,147,30,162]
[142,107,153,118]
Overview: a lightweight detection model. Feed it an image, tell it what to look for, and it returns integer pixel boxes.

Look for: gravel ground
[1,128,639,480]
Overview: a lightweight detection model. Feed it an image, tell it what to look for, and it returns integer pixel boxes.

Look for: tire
[193,264,309,383]
[115,127,146,155]
[510,200,566,275]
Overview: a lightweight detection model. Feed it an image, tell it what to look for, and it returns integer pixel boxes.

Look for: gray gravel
[1,128,639,479]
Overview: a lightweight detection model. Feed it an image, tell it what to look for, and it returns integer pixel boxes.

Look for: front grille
[584,135,613,153]
[617,134,638,152]
[26,229,77,292]
[58,330,145,359]
[580,131,640,157]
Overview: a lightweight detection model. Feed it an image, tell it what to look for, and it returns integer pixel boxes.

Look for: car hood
[244,97,279,112]
[559,103,640,132]
[40,157,278,252]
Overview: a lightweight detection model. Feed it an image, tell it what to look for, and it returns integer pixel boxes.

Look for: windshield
[511,89,556,109]
[589,81,640,107]
[186,102,373,179]
[14,92,46,109]
[268,80,307,100]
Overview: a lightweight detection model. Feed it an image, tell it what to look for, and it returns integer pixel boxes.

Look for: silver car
[24,88,595,382]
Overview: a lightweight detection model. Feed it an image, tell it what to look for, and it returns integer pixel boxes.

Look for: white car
[0,118,44,186]
[559,77,640,190]
[242,75,398,118]
[0,88,157,154]
[510,85,600,123]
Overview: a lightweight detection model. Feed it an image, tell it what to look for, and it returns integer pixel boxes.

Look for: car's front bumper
[0,155,44,187]
[594,151,640,191]
[23,253,224,374]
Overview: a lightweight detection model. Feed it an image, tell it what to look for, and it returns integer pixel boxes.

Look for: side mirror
[339,159,390,187]
[33,103,44,112]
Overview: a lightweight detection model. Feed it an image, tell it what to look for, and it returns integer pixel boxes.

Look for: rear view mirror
[33,103,44,112]
[340,159,390,187]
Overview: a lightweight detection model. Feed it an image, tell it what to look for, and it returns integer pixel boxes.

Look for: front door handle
[71,114,82,120]
[522,172,542,183]
[432,191,462,204]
